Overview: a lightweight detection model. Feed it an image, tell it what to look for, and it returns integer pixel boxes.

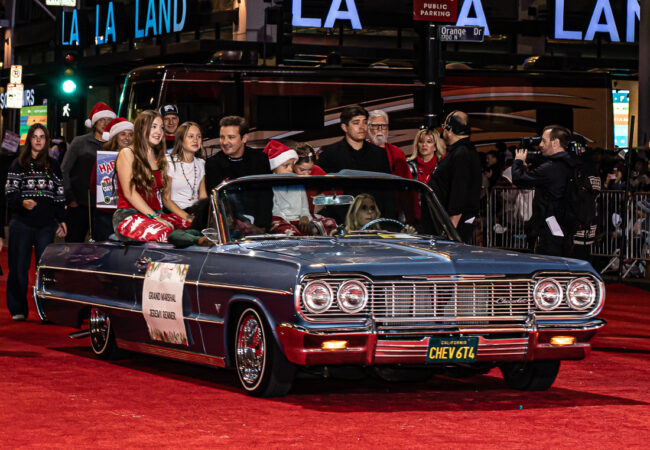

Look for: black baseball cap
[159,104,179,117]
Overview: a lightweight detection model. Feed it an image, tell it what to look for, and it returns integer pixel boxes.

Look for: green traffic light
[62,79,77,94]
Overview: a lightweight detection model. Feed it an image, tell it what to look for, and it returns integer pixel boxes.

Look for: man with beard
[429,110,482,243]
[367,109,411,179]
[204,116,271,233]
[317,105,391,174]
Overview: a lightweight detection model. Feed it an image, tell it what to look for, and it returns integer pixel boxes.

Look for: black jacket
[61,132,104,206]
[317,138,391,174]
[204,148,272,229]
[428,138,482,220]
[511,151,577,226]
[204,147,271,194]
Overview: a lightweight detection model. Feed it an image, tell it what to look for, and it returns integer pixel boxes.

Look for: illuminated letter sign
[95,2,116,44]
[585,0,619,42]
[455,0,489,36]
[135,0,186,39]
[61,9,80,46]
[292,0,362,30]
[555,0,639,42]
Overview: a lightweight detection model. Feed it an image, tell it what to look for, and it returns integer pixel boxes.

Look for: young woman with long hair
[112,110,190,242]
[5,123,67,321]
[163,121,207,221]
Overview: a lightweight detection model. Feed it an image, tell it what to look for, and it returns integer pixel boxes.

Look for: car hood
[240,238,594,276]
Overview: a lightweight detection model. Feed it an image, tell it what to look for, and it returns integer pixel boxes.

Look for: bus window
[125,80,161,121]
[162,81,237,140]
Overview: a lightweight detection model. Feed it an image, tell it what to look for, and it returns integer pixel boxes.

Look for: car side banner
[142,262,189,346]
[96,151,118,210]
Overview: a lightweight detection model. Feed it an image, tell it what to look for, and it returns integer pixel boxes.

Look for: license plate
[426,337,478,363]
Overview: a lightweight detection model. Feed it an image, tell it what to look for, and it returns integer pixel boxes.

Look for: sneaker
[12,314,25,321]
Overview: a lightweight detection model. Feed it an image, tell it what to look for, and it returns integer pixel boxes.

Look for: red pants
[116,213,191,242]
[271,216,337,236]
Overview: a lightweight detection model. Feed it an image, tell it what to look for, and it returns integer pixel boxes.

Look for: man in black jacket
[429,111,482,243]
[512,125,576,256]
[317,105,391,174]
[61,102,115,242]
[204,116,271,232]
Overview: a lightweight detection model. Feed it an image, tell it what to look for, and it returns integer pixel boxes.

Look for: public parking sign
[439,25,485,42]
[413,0,457,23]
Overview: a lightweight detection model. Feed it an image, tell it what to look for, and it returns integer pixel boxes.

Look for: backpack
[559,164,599,237]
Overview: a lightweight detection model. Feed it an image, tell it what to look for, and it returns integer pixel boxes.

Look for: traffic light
[60,51,79,95]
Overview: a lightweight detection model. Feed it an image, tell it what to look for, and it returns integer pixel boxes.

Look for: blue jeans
[6,220,56,318]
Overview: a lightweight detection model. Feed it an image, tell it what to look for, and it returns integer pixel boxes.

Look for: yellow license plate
[426,337,478,363]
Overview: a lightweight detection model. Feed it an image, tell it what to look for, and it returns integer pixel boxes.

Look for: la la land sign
[293,0,641,41]
[62,0,187,46]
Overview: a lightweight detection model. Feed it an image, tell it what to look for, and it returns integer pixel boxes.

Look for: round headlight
[302,281,333,314]
[534,278,563,311]
[566,278,596,310]
[337,281,368,314]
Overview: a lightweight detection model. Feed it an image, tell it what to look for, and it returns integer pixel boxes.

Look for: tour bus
[117,63,614,154]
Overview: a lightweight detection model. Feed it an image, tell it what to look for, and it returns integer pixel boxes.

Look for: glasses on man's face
[369,124,388,130]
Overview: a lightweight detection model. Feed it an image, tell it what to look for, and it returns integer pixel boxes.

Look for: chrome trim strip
[116,339,226,368]
[37,293,134,312]
[36,292,225,324]
[38,266,292,295]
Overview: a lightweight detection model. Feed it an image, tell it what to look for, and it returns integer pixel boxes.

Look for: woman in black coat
[5,124,67,321]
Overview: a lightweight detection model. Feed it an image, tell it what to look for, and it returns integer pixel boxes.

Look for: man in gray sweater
[61,102,115,242]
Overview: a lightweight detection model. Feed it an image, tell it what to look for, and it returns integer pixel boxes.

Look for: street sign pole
[424,23,442,129]
[413,0,458,129]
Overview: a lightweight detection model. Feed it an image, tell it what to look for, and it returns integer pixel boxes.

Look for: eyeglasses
[369,124,388,130]
[31,135,46,141]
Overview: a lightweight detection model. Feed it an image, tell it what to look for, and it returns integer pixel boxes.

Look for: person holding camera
[429,111,482,244]
[512,125,577,256]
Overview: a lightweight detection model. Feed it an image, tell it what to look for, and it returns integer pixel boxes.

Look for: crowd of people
[13,97,620,320]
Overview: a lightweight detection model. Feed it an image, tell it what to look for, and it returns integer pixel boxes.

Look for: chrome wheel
[89,307,117,359]
[236,309,266,389]
[233,307,295,397]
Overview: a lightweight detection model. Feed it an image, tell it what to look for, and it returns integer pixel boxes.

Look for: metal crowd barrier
[485,187,650,277]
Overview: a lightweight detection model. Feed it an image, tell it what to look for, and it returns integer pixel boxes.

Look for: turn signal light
[550,336,575,346]
[321,340,348,350]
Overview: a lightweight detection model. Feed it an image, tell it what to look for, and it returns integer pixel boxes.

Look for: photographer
[512,125,576,256]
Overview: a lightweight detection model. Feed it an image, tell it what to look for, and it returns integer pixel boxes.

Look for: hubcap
[236,313,265,386]
[89,308,110,352]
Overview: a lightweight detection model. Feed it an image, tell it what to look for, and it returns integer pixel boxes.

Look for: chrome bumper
[276,319,606,366]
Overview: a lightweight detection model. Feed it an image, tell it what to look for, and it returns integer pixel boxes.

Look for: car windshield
[213,174,458,243]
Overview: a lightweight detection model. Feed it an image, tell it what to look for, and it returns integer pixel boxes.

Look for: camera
[520,136,541,149]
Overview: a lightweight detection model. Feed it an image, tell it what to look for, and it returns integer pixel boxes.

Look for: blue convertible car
[35,172,605,396]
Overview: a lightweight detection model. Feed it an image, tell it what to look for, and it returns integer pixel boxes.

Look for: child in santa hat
[265,140,336,236]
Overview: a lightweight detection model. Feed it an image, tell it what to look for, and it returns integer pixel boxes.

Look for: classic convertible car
[35,172,606,396]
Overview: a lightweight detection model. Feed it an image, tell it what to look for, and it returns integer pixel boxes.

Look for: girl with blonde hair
[408,128,446,184]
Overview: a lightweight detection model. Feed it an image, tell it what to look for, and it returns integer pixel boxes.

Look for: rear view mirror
[312,195,354,206]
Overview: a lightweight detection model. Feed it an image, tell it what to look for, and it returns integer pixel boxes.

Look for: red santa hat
[85,102,116,128]
[102,118,134,141]
[264,140,298,170]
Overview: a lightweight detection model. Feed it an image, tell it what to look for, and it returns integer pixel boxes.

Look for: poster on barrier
[96,151,118,209]
[142,262,189,346]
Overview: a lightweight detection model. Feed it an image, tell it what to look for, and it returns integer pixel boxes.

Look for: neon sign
[62,0,187,46]
[555,0,639,42]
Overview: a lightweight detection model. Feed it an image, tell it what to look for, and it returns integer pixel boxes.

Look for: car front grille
[298,274,602,326]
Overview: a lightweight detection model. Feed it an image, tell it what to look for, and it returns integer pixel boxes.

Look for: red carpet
[0,251,648,447]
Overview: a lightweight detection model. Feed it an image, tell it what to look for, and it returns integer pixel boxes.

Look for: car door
[128,244,210,355]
